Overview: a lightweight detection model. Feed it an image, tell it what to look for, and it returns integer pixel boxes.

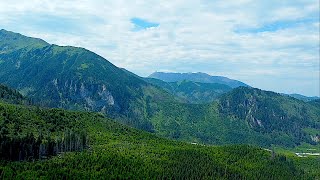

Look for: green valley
[0,99,313,179]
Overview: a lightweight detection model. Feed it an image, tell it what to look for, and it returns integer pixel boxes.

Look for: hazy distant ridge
[149,72,249,88]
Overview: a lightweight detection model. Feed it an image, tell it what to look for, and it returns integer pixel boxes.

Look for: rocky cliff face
[51,79,116,111]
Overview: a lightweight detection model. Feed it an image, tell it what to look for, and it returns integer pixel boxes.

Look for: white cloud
[0,0,319,96]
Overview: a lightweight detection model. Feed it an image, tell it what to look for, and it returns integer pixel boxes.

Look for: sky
[0,0,319,96]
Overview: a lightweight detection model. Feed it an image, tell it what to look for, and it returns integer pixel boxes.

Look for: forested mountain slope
[0,29,176,131]
[0,84,29,105]
[218,87,320,146]
[309,99,320,108]
[0,100,310,179]
[148,87,320,148]
[145,78,232,103]
[0,30,319,149]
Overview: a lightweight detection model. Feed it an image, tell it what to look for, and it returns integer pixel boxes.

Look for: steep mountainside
[145,78,232,103]
[218,87,320,146]
[149,72,249,88]
[0,30,319,149]
[0,84,29,105]
[0,100,310,179]
[0,29,175,131]
[147,87,320,148]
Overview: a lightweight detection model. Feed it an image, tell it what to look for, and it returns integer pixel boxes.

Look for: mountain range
[0,29,319,178]
[149,72,249,88]
[0,29,319,148]
[148,72,319,103]
[286,93,320,102]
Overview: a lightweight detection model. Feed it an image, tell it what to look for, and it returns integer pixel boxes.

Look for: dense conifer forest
[0,100,314,179]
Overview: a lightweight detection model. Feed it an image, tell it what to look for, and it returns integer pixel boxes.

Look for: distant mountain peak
[148,71,249,88]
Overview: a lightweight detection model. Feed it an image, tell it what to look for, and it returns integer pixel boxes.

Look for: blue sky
[131,18,159,31]
[0,0,319,96]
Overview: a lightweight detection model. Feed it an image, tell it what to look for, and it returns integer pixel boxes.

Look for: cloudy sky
[0,0,319,96]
